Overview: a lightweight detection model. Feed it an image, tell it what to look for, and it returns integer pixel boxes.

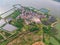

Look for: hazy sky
[0,0,60,17]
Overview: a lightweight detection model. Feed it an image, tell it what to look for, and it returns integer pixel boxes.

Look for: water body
[54,0,60,2]
[0,0,60,17]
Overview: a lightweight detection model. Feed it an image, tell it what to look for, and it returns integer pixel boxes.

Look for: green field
[50,18,60,45]
[55,18,60,39]
[56,23,60,30]
[50,37,60,45]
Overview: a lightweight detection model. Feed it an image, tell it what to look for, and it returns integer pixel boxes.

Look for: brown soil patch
[7,32,42,45]
[32,41,45,45]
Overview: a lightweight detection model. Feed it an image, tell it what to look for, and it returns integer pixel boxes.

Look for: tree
[29,23,40,32]
[43,25,58,45]
[42,26,51,44]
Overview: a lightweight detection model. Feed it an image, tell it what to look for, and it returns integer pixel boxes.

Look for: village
[0,4,57,45]
[0,4,47,32]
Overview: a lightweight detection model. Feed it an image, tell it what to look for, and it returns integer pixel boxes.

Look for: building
[31,17,41,23]
[48,16,57,23]
[0,19,6,27]
[2,24,18,32]
[0,9,14,18]
[40,8,49,14]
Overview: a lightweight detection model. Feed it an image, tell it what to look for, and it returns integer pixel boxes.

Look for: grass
[50,37,60,45]
[55,23,60,30]
[0,40,8,45]
[55,18,60,39]
[0,35,4,40]
[10,19,24,31]
[50,18,60,45]
[11,10,21,19]
[4,32,11,37]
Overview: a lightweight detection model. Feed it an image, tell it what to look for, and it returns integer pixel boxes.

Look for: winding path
[51,21,58,27]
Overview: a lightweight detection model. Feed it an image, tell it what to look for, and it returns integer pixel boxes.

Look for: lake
[0,0,60,17]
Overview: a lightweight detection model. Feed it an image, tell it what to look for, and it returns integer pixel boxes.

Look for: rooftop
[0,19,6,27]
[2,24,18,32]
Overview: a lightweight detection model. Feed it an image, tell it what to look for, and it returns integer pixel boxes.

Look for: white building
[1,9,14,18]
[2,24,18,32]
[0,19,6,27]
[32,17,41,23]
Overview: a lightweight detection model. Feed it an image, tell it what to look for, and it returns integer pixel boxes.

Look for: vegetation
[10,18,24,31]
[7,31,41,45]
[0,35,4,40]
[11,10,21,19]
[0,40,8,45]
[29,24,39,32]
[0,6,59,45]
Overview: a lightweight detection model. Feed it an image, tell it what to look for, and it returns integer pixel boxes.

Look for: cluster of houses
[16,7,46,25]
[0,5,46,32]
[0,4,57,32]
